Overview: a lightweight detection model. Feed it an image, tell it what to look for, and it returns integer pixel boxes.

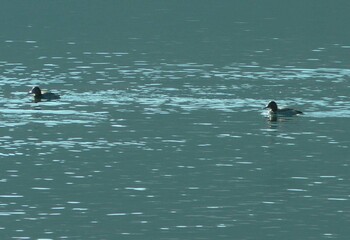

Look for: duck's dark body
[264,101,303,116]
[29,86,60,101]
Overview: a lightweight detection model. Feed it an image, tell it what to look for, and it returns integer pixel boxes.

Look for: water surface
[0,2,350,240]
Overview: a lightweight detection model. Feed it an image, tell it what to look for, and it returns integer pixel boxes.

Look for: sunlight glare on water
[0,2,350,240]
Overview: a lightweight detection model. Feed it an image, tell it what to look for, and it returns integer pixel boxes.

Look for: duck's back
[277,108,303,116]
[41,91,60,100]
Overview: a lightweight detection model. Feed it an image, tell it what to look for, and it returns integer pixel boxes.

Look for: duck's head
[29,86,42,97]
[264,101,278,112]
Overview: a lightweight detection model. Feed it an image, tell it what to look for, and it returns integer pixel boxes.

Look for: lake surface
[1,2,350,240]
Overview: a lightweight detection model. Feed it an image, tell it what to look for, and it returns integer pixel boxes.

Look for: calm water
[1,2,350,240]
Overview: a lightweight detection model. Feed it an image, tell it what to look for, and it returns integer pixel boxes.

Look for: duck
[264,101,302,116]
[29,86,60,101]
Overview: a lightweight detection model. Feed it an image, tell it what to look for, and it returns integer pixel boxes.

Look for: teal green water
[1,2,350,240]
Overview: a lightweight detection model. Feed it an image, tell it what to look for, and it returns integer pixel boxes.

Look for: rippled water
[1,2,350,240]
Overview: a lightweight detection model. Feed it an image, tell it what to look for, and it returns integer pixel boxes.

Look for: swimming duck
[264,101,302,116]
[29,86,60,101]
